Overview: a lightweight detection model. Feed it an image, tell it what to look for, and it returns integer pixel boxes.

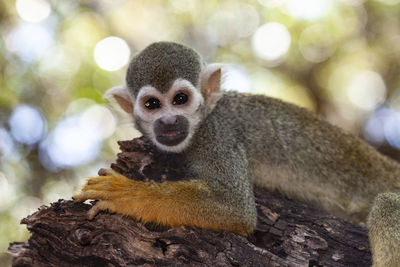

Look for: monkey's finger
[98,168,127,179]
[75,189,116,201]
[81,182,123,192]
[98,168,112,176]
[83,178,134,192]
[86,176,114,185]
[87,200,117,220]
[74,192,89,203]
[86,172,131,186]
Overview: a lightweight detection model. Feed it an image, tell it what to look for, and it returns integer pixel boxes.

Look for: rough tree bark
[7,137,371,266]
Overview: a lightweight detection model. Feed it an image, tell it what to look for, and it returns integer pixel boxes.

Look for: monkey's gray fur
[126,42,203,96]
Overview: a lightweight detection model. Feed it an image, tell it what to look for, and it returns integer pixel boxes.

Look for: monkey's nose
[160,115,178,125]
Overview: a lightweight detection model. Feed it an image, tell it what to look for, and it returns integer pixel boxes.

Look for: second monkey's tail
[368,192,400,267]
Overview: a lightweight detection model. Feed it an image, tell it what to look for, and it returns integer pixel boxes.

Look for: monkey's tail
[368,192,400,267]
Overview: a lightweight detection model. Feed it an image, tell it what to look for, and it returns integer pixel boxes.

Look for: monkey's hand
[74,169,253,236]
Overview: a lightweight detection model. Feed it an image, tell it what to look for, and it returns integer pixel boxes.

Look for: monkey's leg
[368,193,400,267]
[74,169,253,236]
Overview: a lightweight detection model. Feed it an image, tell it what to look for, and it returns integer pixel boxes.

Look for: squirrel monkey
[75,42,400,266]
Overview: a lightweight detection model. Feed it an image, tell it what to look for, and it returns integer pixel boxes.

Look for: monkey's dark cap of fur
[126,42,203,96]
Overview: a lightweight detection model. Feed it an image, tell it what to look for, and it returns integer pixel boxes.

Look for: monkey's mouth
[156,131,188,146]
[161,131,182,137]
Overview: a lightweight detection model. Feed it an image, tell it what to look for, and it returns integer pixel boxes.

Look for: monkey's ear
[104,86,133,114]
[201,63,223,105]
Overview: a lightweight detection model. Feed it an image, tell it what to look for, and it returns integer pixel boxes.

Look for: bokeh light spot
[44,116,101,168]
[39,102,117,169]
[208,3,259,45]
[0,129,14,158]
[374,0,400,5]
[252,22,291,63]
[383,110,400,149]
[16,0,51,23]
[298,24,335,63]
[6,23,53,62]
[258,0,284,8]
[285,0,333,20]
[339,0,365,6]
[80,105,117,139]
[346,71,386,111]
[223,65,252,93]
[0,172,17,209]
[94,36,131,71]
[39,45,82,80]
[9,105,47,145]
[363,108,390,146]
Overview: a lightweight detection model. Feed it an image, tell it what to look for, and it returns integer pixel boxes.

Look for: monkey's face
[133,79,204,153]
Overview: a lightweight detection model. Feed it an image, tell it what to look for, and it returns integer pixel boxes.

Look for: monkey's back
[196,92,400,221]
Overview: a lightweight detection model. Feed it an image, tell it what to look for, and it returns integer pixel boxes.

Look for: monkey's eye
[172,93,188,105]
[144,98,161,110]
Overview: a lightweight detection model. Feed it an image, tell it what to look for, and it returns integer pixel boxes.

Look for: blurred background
[1,0,400,264]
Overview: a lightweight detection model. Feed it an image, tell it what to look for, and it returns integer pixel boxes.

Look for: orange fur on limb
[74,169,252,236]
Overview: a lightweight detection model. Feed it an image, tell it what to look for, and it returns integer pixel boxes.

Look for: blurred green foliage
[1,0,400,264]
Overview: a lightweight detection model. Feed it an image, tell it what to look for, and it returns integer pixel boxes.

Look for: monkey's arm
[74,169,253,236]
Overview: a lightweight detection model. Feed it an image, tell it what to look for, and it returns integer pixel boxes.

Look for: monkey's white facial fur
[134,79,204,153]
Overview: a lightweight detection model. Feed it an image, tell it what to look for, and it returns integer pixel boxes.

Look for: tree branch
[7,137,371,266]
